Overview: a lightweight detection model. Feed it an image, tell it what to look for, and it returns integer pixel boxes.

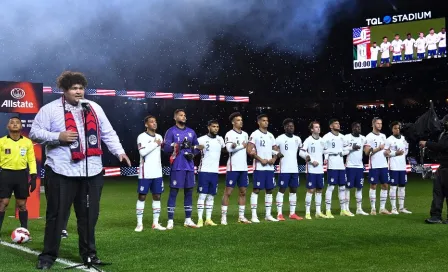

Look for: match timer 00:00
[353,60,373,70]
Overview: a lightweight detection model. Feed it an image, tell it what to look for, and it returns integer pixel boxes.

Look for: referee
[0,117,37,237]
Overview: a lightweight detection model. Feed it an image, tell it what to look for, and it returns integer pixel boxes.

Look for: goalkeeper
[163,109,203,229]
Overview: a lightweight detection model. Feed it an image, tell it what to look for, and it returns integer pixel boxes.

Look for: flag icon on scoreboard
[353,27,370,45]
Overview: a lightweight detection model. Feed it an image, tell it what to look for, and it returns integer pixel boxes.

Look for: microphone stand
[65,103,106,272]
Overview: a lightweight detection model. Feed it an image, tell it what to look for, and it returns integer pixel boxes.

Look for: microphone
[79,99,91,112]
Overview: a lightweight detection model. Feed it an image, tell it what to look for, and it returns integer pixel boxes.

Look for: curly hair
[57,71,88,91]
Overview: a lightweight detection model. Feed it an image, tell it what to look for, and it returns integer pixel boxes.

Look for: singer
[29,71,131,270]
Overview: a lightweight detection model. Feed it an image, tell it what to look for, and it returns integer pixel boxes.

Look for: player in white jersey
[275,118,303,221]
[370,42,380,68]
[363,118,392,215]
[344,122,369,216]
[135,115,166,232]
[323,119,352,218]
[196,120,225,227]
[391,34,404,62]
[247,114,279,223]
[386,122,412,215]
[403,33,416,60]
[426,28,440,58]
[438,27,446,57]
[221,112,251,225]
[380,36,391,67]
[414,32,426,59]
[299,121,328,220]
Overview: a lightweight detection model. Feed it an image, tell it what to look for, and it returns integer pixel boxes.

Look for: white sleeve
[249,132,257,145]
[299,139,309,159]
[137,134,159,158]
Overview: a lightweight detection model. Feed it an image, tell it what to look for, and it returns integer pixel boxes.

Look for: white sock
[221,205,228,219]
[265,194,273,217]
[136,200,145,225]
[338,186,346,211]
[251,192,258,218]
[276,192,284,215]
[355,189,363,210]
[369,189,376,210]
[152,200,161,225]
[205,195,214,220]
[398,187,405,210]
[289,193,297,215]
[197,193,206,220]
[380,189,388,210]
[238,205,245,218]
[305,192,312,214]
[389,186,397,210]
[345,189,351,211]
[315,192,322,214]
[325,185,335,211]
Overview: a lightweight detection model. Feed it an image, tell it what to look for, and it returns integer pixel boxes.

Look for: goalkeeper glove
[180,138,192,150]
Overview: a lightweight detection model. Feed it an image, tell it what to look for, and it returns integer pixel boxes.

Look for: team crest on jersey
[140,186,144,191]
[391,179,394,183]
[370,177,374,181]
[257,182,260,186]
[188,133,192,137]
[347,182,351,186]
[308,182,312,186]
[331,178,334,182]
[229,180,233,185]
[173,180,177,185]
[280,181,284,185]
[199,187,203,191]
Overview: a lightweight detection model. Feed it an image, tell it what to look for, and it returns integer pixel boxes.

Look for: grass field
[1,174,448,271]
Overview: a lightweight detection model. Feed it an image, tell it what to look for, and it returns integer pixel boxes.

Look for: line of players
[370,27,446,67]
[134,110,412,231]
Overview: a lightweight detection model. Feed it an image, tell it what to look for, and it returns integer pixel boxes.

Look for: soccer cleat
[152,224,167,231]
[197,219,204,228]
[61,230,68,239]
[265,215,279,222]
[356,209,369,216]
[379,209,392,215]
[340,210,355,217]
[205,219,217,226]
[134,225,144,232]
[370,209,377,215]
[277,214,286,221]
[325,210,334,219]
[167,220,174,230]
[221,218,228,225]
[251,217,260,223]
[315,213,328,219]
[305,213,312,220]
[391,209,399,215]
[399,208,412,214]
[238,217,252,224]
[289,214,303,220]
[184,219,199,228]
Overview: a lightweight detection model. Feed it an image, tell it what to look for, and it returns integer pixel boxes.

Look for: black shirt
[426,131,448,167]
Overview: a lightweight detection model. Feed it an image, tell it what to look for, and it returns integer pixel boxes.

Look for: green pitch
[2,174,448,271]
[369,17,445,62]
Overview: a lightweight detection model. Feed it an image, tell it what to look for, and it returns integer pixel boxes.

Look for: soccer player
[370,42,380,68]
[299,121,328,220]
[438,27,446,57]
[386,121,412,214]
[380,36,391,67]
[196,120,225,227]
[414,32,426,59]
[247,114,279,223]
[0,117,37,237]
[135,115,166,232]
[391,34,403,62]
[275,118,303,221]
[364,117,391,215]
[323,119,352,217]
[164,109,203,229]
[426,28,440,58]
[221,112,251,225]
[403,33,416,60]
[344,122,369,215]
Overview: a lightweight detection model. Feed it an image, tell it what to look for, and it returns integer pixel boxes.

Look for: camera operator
[420,123,448,224]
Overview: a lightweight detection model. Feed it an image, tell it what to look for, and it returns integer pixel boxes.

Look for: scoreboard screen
[352,17,446,70]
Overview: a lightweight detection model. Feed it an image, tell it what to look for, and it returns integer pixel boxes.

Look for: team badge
[280,181,284,185]
[199,187,203,192]
[188,133,192,137]
[308,182,312,186]
[70,140,79,149]
[229,180,233,185]
[331,178,334,182]
[173,180,177,185]
[370,177,374,181]
[347,182,351,186]
[257,182,260,186]
[140,186,144,191]
[88,135,98,145]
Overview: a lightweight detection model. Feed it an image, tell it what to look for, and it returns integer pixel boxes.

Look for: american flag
[173,93,200,100]
[146,92,174,99]
[42,87,63,94]
[85,89,116,96]
[353,27,371,45]
[43,86,53,93]
[115,90,146,98]
[199,94,217,101]
[220,96,250,103]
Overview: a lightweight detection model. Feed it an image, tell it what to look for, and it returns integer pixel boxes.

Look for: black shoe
[425,217,442,224]
[36,260,53,270]
[83,255,103,265]
[61,230,68,239]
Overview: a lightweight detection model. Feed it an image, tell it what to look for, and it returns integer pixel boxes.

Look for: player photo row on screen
[370,27,446,68]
